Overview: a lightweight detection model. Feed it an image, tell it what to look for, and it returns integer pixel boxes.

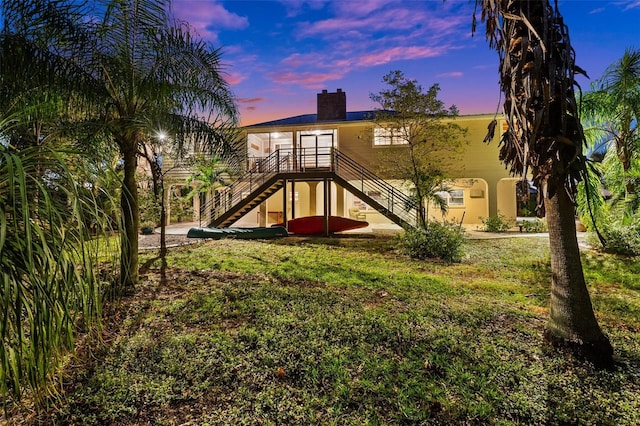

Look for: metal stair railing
[332,149,418,227]
[200,149,294,225]
[201,147,419,228]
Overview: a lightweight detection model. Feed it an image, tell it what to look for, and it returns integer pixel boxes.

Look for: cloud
[332,0,396,18]
[278,0,329,17]
[267,71,344,88]
[297,5,465,40]
[357,46,444,67]
[618,0,640,10]
[224,71,246,86]
[436,71,464,78]
[589,7,606,14]
[280,52,325,68]
[237,97,264,105]
[172,1,248,42]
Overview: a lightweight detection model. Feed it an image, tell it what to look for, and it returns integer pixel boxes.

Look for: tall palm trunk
[476,0,613,365]
[543,183,612,364]
[120,145,139,290]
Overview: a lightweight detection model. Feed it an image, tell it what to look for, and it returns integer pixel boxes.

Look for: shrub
[520,218,547,233]
[591,217,640,256]
[479,214,513,232]
[396,221,465,262]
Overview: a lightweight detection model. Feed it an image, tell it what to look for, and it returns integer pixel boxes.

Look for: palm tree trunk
[543,187,613,366]
[120,146,139,291]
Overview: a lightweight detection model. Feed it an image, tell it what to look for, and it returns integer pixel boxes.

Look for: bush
[590,217,640,256]
[519,218,547,233]
[396,221,465,262]
[479,214,513,232]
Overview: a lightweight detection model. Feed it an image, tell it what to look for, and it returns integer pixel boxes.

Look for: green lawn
[40,236,640,424]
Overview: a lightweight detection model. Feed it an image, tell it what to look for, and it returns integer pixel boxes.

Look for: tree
[582,48,640,215]
[475,0,613,365]
[185,154,232,202]
[76,0,238,290]
[0,119,112,404]
[7,0,240,291]
[370,70,467,228]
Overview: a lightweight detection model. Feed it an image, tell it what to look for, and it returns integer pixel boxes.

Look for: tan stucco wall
[426,178,490,224]
[496,178,519,221]
[241,114,515,225]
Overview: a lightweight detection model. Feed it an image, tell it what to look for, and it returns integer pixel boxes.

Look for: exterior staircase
[200,148,419,229]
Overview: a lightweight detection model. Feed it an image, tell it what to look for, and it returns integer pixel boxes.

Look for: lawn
[23,235,640,424]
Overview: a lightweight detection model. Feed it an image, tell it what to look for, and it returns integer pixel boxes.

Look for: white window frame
[373,127,408,146]
[436,189,465,207]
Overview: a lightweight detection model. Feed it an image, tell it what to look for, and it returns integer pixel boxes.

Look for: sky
[171,0,640,126]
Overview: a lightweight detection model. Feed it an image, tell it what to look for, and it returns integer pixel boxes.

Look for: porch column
[308,181,319,215]
[192,187,200,223]
[282,179,288,228]
[291,180,296,219]
[336,184,344,217]
[323,178,330,236]
[258,202,267,227]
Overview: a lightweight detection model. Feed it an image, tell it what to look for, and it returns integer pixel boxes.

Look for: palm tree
[185,154,232,203]
[76,0,238,290]
[0,117,113,404]
[475,0,613,365]
[582,48,640,214]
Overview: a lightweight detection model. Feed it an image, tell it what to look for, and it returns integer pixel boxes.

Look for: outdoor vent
[470,189,485,198]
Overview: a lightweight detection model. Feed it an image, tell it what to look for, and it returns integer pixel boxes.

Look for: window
[374,127,408,146]
[449,190,464,206]
[436,190,464,207]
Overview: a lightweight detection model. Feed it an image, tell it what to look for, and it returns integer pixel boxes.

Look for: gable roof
[244,110,377,128]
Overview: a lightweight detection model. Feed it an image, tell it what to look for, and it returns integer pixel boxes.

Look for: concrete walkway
[158,221,588,242]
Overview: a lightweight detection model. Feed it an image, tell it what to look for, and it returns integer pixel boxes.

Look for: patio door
[299,130,335,169]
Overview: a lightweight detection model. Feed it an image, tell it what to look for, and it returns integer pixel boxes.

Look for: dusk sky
[171,0,640,126]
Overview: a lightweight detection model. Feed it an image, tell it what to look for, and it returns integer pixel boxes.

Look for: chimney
[317,89,346,121]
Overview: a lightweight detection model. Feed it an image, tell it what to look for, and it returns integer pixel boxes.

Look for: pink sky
[171,0,640,126]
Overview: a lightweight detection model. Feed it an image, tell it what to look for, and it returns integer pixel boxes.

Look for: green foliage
[0,144,114,407]
[1,0,240,289]
[589,216,640,256]
[16,236,639,424]
[582,48,640,217]
[395,222,465,262]
[137,175,161,229]
[479,214,513,232]
[370,70,467,227]
[170,186,194,223]
[519,218,547,233]
[184,154,232,201]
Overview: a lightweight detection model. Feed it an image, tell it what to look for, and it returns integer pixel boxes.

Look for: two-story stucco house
[199,89,529,231]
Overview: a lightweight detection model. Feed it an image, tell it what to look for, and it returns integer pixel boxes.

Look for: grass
[8,235,640,425]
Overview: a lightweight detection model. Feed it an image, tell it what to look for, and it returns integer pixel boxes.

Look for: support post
[282,179,288,229]
[291,180,296,219]
[323,178,330,236]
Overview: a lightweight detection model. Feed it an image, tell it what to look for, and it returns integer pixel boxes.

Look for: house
[199,89,529,231]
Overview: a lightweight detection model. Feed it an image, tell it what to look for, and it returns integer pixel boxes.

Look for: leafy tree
[582,48,640,216]
[475,0,613,365]
[370,70,467,228]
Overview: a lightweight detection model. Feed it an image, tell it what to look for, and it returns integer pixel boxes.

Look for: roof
[244,110,377,128]
[243,111,497,129]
